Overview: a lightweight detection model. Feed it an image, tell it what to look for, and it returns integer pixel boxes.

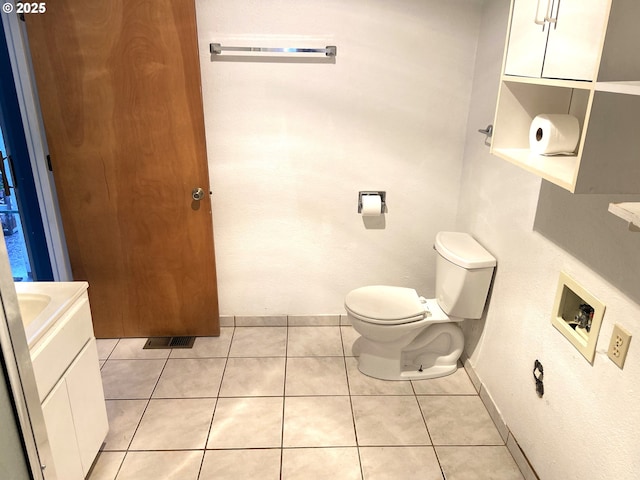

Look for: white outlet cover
[607,324,632,369]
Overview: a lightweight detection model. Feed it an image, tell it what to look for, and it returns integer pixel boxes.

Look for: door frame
[0,237,49,479]
[1,11,71,281]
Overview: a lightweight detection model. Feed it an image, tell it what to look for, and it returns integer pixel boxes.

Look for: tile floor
[89,325,524,480]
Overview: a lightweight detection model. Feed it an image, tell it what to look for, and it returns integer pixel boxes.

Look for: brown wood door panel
[25,0,219,337]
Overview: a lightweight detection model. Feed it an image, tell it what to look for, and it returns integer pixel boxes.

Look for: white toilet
[344,232,496,381]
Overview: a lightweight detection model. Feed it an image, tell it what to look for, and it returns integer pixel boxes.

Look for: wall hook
[478,124,493,146]
[478,124,493,137]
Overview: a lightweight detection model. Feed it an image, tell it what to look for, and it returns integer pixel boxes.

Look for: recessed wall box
[551,272,605,364]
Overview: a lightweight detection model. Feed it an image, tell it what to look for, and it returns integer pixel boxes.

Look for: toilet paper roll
[529,114,580,155]
[361,194,382,216]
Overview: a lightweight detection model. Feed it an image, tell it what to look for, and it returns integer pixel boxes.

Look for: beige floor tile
[94,326,527,480]
[109,338,170,360]
[346,358,414,395]
[411,366,477,395]
[352,396,431,446]
[169,328,234,358]
[101,359,165,399]
[116,451,203,480]
[102,400,147,451]
[219,357,285,397]
[287,326,344,356]
[285,357,348,396]
[207,397,283,449]
[129,398,215,450]
[418,396,504,446]
[436,446,524,480]
[283,396,356,447]
[199,449,281,480]
[281,447,361,480]
[229,327,287,357]
[359,446,443,480]
[86,451,125,480]
[341,326,360,356]
[152,358,225,398]
[96,339,119,360]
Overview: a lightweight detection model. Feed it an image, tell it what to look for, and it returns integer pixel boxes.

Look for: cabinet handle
[534,0,548,25]
[544,0,559,24]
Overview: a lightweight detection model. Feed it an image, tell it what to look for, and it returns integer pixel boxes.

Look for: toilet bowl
[345,232,496,381]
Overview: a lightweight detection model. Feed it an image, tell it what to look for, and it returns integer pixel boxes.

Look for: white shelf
[492,148,576,191]
[595,81,640,96]
[491,1,640,194]
[503,75,593,91]
[608,202,640,232]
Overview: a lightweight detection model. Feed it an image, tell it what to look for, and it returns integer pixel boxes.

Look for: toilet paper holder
[358,191,386,214]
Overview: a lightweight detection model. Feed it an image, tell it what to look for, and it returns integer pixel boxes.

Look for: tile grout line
[340,323,365,480]
[109,343,172,478]
[91,340,126,480]
[279,321,290,480]
[196,324,236,479]
[410,378,445,477]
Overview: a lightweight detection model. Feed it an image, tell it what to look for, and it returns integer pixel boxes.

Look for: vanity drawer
[30,296,94,402]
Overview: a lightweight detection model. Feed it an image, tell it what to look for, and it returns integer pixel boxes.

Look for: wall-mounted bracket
[551,271,606,364]
[358,191,386,214]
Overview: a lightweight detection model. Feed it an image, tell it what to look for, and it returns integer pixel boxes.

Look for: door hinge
[46,154,52,172]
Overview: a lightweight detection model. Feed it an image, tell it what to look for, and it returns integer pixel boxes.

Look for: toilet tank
[434,232,496,319]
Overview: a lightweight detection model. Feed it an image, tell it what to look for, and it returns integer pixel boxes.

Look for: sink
[15,282,89,348]
[18,293,51,327]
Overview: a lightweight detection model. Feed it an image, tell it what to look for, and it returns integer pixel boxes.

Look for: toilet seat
[345,285,448,325]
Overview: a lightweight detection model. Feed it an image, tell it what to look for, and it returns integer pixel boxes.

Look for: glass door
[0,20,53,281]
[0,132,31,280]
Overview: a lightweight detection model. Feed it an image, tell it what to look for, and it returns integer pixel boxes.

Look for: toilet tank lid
[435,232,496,269]
[345,286,426,320]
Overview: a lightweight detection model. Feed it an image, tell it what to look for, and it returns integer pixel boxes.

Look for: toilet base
[353,322,464,381]
[357,352,459,381]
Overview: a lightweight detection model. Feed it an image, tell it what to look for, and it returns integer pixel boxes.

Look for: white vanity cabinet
[492,0,640,194]
[42,378,85,480]
[504,0,609,81]
[26,286,108,480]
[42,339,107,479]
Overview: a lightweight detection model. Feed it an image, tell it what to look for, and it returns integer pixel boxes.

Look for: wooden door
[25,0,219,337]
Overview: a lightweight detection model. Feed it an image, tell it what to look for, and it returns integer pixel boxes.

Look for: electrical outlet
[607,324,632,369]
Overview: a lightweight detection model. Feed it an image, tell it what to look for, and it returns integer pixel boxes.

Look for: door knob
[192,187,205,201]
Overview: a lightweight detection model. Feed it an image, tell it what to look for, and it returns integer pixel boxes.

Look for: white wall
[458,1,640,479]
[196,0,483,315]
[197,1,640,475]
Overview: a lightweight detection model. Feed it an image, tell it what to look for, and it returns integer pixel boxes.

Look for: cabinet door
[65,339,109,475]
[542,0,609,80]
[504,0,549,78]
[41,380,84,480]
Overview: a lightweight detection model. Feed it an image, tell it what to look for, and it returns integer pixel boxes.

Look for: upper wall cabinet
[505,0,609,81]
[492,0,640,194]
